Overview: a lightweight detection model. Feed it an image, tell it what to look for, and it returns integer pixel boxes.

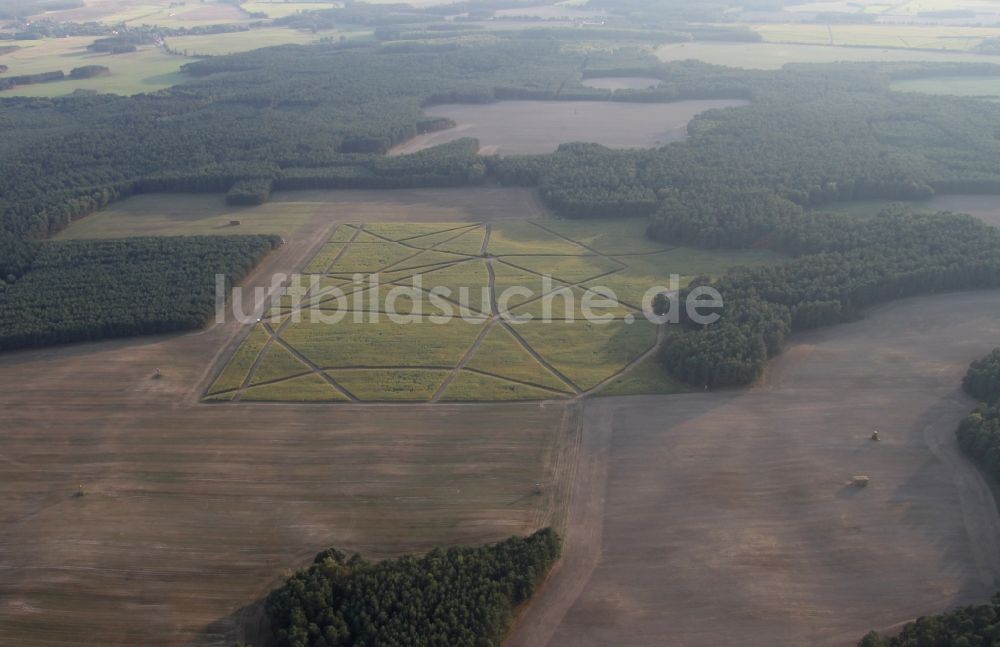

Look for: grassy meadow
[0,36,188,97]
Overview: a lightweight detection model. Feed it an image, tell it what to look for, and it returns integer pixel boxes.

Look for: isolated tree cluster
[266,528,561,647]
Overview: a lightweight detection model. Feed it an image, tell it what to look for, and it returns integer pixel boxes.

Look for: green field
[206,324,271,395]
[164,27,330,56]
[0,36,189,97]
[753,23,1000,51]
[596,354,689,397]
[240,1,339,18]
[208,219,782,402]
[656,41,1000,70]
[55,192,343,239]
[891,75,1000,99]
[24,0,240,24]
[86,0,251,28]
[0,28,367,97]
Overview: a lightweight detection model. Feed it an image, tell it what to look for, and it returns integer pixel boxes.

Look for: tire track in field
[430,253,501,402]
[200,216,342,401]
[235,226,365,402]
[268,335,359,402]
[359,223,486,273]
[579,323,665,400]
[396,223,481,244]
[922,393,1000,589]
[528,221,629,269]
[486,254,584,396]
[481,223,493,256]
[500,320,582,395]
[308,258,473,310]
[430,321,496,402]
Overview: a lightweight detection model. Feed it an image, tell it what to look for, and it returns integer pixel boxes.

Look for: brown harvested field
[581,77,662,91]
[508,290,1000,647]
[388,100,748,156]
[926,194,1000,229]
[0,345,569,645]
[0,188,575,647]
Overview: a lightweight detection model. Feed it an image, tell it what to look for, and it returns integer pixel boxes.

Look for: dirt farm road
[507,290,1000,647]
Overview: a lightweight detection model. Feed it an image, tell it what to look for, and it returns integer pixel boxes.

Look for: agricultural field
[756,0,1000,23]
[240,1,339,18]
[753,22,1000,50]
[492,3,606,19]
[0,27,374,98]
[0,36,187,96]
[782,0,895,13]
[55,187,552,240]
[54,193,326,239]
[891,75,1000,98]
[656,41,1000,69]
[925,194,1000,228]
[889,0,1000,17]
[389,99,749,156]
[79,0,250,27]
[207,218,780,403]
[581,76,662,91]
[22,0,262,26]
[164,27,343,56]
[817,194,1000,229]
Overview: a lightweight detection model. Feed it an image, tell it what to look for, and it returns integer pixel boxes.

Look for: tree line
[957,349,1000,483]
[0,65,110,92]
[659,208,1000,388]
[859,596,1000,646]
[266,528,561,647]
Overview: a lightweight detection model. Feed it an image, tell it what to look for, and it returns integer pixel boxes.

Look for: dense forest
[0,235,279,351]
[858,595,1000,646]
[266,528,561,647]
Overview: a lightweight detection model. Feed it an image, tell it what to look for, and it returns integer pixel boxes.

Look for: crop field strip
[205,219,675,403]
